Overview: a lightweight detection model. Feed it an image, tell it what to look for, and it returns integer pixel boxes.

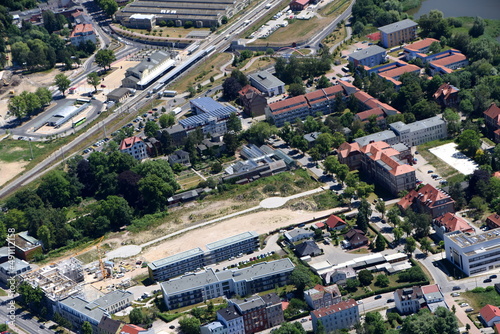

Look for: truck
[173,107,182,115]
[163,90,177,97]
[265,3,272,9]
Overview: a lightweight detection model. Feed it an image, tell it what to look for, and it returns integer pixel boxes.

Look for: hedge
[354,280,430,300]
[157,312,184,323]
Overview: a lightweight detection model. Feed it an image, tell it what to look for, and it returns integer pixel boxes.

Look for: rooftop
[378,19,417,34]
[448,228,500,249]
[435,213,473,233]
[217,305,241,321]
[404,38,439,51]
[119,136,143,150]
[348,45,386,61]
[354,130,397,147]
[149,247,205,270]
[480,304,500,323]
[59,295,109,323]
[205,231,258,250]
[248,71,285,89]
[89,290,132,311]
[268,95,309,115]
[311,299,357,318]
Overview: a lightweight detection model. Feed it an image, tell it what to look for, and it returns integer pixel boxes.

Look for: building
[201,321,228,334]
[229,293,284,333]
[116,0,248,29]
[354,108,387,127]
[164,124,188,146]
[486,214,500,230]
[484,103,500,143]
[119,136,147,160]
[337,142,362,170]
[7,231,43,261]
[248,71,285,97]
[205,231,260,264]
[217,305,245,334]
[480,305,500,327]
[304,85,344,116]
[324,215,347,231]
[0,252,31,284]
[107,88,131,103]
[360,141,416,195]
[428,49,468,75]
[348,45,387,67]
[433,213,474,239]
[394,286,423,315]
[310,299,359,332]
[181,98,239,135]
[160,259,295,309]
[388,116,447,147]
[69,23,96,46]
[445,228,500,276]
[367,61,421,88]
[289,0,309,11]
[121,324,154,334]
[168,149,190,166]
[284,228,314,243]
[238,85,268,117]
[89,290,133,314]
[55,295,110,333]
[403,38,440,60]
[421,284,447,313]
[266,95,311,127]
[122,51,175,89]
[304,284,341,310]
[343,229,369,249]
[354,130,399,147]
[379,19,418,48]
[433,83,460,108]
[98,316,124,334]
[295,241,322,257]
[398,184,455,218]
[322,267,356,285]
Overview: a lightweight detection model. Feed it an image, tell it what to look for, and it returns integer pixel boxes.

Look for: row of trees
[8,87,52,118]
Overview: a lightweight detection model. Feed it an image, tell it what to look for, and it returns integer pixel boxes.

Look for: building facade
[238,85,268,117]
[304,284,341,310]
[348,45,387,67]
[205,231,259,264]
[310,299,359,333]
[229,293,284,333]
[379,19,418,48]
[398,184,455,218]
[248,71,285,97]
[394,286,423,315]
[69,23,96,46]
[217,305,245,334]
[484,103,500,143]
[119,136,148,160]
[389,116,447,147]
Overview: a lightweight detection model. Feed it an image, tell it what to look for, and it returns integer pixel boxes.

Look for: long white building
[444,228,500,276]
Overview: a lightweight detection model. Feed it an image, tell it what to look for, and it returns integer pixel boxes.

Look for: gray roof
[349,45,387,61]
[378,19,418,34]
[389,121,408,134]
[285,228,312,240]
[354,130,397,147]
[59,295,109,323]
[0,258,31,275]
[180,106,237,129]
[206,231,258,251]
[90,290,132,311]
[391,142,409,152]
[149,247,205,270]
[202,321,226,332]
[107,87,130,100]
[406,115,445,132]
[98,316,123,333]
[248,71,285,90]
[295,241,321,257]
[191,97,227,113]
[128,51,169,78]
[218,305,241,321]
[427,301,448,313]
[304,132,321,143]
[232,295,266,312]
[161,268,219,295]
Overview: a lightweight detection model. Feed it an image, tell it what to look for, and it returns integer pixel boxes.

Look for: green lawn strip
[462,289,500,313]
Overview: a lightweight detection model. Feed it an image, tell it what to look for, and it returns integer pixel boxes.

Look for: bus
[163,90,177,97]
[72,117,86,128]
[76,98,91,104]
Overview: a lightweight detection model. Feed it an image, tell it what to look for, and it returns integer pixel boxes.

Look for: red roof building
[429,50,468,74]
[121,324,148,334]
[484,103,500,143]
[69,23,96,46]
[434,212,473,238]
[338,142,362,170]
[495,322,500,334]
[486,214,500,230]
[310,299,359,333]
[119,136,148,160]
[480,304,500,327]
[239,85,267,117]
[433,83,460,107]
[398,184,455,218]
[290,0,309,11]
[324,215,347,231]
[314,222,325,229]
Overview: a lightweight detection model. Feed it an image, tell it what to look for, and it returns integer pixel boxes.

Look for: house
[98,316,124,334]
[289,0,309,11]
[7,231,43,261]
[433,212,474,239]
[304,284,341,310]
[248,71,285,97]
[421,284,447,313]
[284,228,314,243]
[107,88,131,103]
[311,299,359,332]
[322,267,356,285]
[168,150,190,166]
[484,103,500,143]
[119,136,148,160]
[343,229,369,249]
[197,136,226,157]
[480,304,500,327]
[295,241,322,257]
[69,23,96,46]
[217,305,245,334]
[486,213,500,230]
[433,83,460,108]
[378,19,418,48]
[403,38,440,60]
[337,142,362,170]
[397,184,455,218]
[348,45,387,67]
[238,85,268,117]
[324,215,347,231]
[394,286,423,315]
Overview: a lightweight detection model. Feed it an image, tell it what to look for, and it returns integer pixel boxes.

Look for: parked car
[490,275,497,279]
[484,278,492,283]
[387,298,395,303]
[451,293,460,297]
[374,295,382,300]
[452,286,461,291]
[428,170,434,173]
[465,308,474,312]
[460,303,468,307]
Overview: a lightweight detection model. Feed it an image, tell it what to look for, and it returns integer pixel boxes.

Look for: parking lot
[429,143,478,175]
[411,148,445,188]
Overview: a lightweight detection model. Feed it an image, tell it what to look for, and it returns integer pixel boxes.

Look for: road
[0,300,55,334]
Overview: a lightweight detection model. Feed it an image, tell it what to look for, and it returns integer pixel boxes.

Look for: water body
[409,0,500,20]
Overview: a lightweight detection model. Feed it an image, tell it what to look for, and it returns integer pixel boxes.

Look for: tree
[36,87,52,106]
[8,95,28,118]
[138,174,174,213]
[375,232,386,251]
[393,227,403,244]
[95,49,116,71]
[469,16,485,37]
[223,132,239,155]
[401,308,458,334]
[179,317,201,334]
[211,162,222,174]
[358,269,374,286]
[11,41,30,66]
[243,122,276,145]
[288,83,306,97]
[82,321,92,334]
[274,322,306,334]
[420,238,432,255]
[375,200,386,220]
[227,112,242,132]
[159,113,175,128]
[398,266,426,282]
[54,73,70,97]
[231,69,249,87]
[37,225,53,250]
[316,75,331,89]
[290,266,312,291]
[457,129,481,156]
[356,198,372,233]
[466,323,471,333]
[345,278,360,292]
[94,195,133,229]
[129,308,147,325]
[222,77,242,100]
[144,121,160,138]
[87,72,100,93]
[376,274,389,287]
[404,236,417,256]
[37,170,80,208]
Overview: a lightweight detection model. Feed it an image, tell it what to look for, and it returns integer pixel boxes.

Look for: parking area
[411,149,445,188]
[429,143,478,175]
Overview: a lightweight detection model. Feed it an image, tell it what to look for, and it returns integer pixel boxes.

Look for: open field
[176,171,203,190]
[318,0,351,17]
[251,17,328,46]
[242,57,276,74]
[117,24,210,39]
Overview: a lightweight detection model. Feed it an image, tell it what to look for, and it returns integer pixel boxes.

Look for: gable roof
[356,107,385,122]
[486,214,500,228]
[480,304,500,323]
[404,38,439,51]
[70,23,94,38]
[121,324,147,334]
[345,229,368,244]
[311,299,357,318]
[484,103,500,124]
[98,316,123,333]
[324,215,346,229]
[305,284,341,301]
[119,136,143,150]
[295,241,321,257]
[268,95,309,115]
[433,83,459,101]
[398,184,454,210]
[338,141,361,159]
[434,212,473,233]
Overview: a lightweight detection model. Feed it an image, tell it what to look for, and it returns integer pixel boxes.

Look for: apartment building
[403,38,440,60]
[217,305,245,334]
[160,259,294,309]
[379,19,418,48]
[433,212,474,239]
[266,95,311,127]
[55,295,110,333]
[230,293,284,333]
[304,284,341,310]
[394,286,423,315]
[486,214,500,230]
[90,290,133,314]
[484,103,500,143]
[201,321,228,334]
[389,116,447,147]
[367,61,421,88]
[149,232,259,281]
[433,83,460,108]
[69,23,96,46]
[444,228,500,276]
[337,142,362,170]
[239,85,268,117]
[310,299,359,333]
[428,50,469,75]
[119,136,147,160]
[398,184,455,218]
[248,71,285,97]
[348,45,387,67]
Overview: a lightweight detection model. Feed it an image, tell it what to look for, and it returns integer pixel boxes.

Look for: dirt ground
[0,161,29,187]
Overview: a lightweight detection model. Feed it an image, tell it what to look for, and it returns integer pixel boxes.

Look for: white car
[460,303,469,307]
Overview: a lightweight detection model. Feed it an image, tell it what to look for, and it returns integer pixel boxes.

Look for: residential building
[379,19,418,48]
[266,95,310,127]
[230,293,284,333]
[98,316,124,334]
[403,38,440,60]
[310,299,359,332]
[421,284,447,313]
[284,228,314,243]
[337,142,362,170]
[119,136,147,160]
[352,89,399,116]
[304,85,344,116]
[217,305,245,334]
[486,214,500,230]
[160,259,295,309]
[343,229,369,249]
[348,45,387,67]
[304,284,341,310]
[238,85,267,117]
[122,51,175,89]
[8,231,43,261]
[322,267,356,285]
[197,135,226,157]
[324,215,347,231]
[360,141,416,196]
[201,321,228,334]
[428,49,468,75]
[433,213,474,239]
[484,103,500,143]
[295,241,322,257]
[289,0,309,11]
[394,286,423,315]
[480,305,500,327]
[168,150,190,166]
[107,88,131,103]
[181,98,239,135]
[55,295,110,333]
[89,290,133,314]
[398,184,455,218]
[0,254,31,284]
[389,116,447,147]
[433,83,460,108]
[204,231,260,264]
[367,61,421,88]
[445,228,500,276]
[69,23,96,46]
[354,108,387,128]
[121,324,153,334]
[248,71,285,96]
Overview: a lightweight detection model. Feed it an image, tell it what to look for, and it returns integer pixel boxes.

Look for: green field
[176,172,204,190]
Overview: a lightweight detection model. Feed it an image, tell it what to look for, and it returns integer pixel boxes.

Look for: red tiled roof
[494,322,500,334]
[355,107,385,122]
[70,23,94,38]
[434,212,473,233]
[311,299,357,318]
[121,324,146,334]
[493,171,500,178]
[282,301,289,310]
[480,304,500,324]
[268,95,308,115]
[338,142,361,159]
[433,83,459,100]
[484,103,500,124]
[430,53,467,67]
[362,141,414,176]
[324,215,346,229]
[378,63,420,79]
[486,214,500,228]
[315,222,325,228]
[119,136,142,150]
[404,38,439,51]
[239,84,261,96]
[291,0,309,5]
[398,184,454,210]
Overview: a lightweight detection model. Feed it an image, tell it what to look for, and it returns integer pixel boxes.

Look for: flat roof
[206,231,258,250]
[448,228,500,248]
[248,71,285,89]
[354,130,397,147]
[149,247,205,270]
[378,19,417,34]
[59,295,109,323]
[348,45,386,61]
[91,290,132,310]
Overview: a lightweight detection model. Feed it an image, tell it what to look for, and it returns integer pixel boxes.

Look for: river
[409,0,500,20]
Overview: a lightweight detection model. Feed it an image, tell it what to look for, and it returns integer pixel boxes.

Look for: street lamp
[28,138,34,160]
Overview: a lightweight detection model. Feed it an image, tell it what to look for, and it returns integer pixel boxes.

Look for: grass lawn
[243,57,276,74]
[318,0,351,17]
[252,17,328,46]
[322,24,347,50]
[0,138,70,165]
[177,171,204,190]
[118,25,210,39]
[462,289,500,317]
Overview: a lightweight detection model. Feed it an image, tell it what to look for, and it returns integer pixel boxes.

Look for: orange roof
[434,213,473,233]
[430,53,466,67]
[360,141,414,176]
[486,213,500,228]
[311,299,357,318]
[70,23,94,38]
[356,107,385,122]
[291,0,309,5]
[433,83,459,100]
[493,171,500,178]
[484,103,500,124]
[119,136,142,150]
[268,95,308,115]
[338,141,361,159]
[378,63,420,79]
[398,184,454,210]
[322,85,345,97]
[421,284,440,294]
[121,324,146,334]
[239,85,261,96]
[480,304,500,323]
[324,215,346,229]
[495,322,500,334]
[405,38,439,51]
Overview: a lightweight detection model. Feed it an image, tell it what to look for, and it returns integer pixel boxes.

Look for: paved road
[0,301,55,334]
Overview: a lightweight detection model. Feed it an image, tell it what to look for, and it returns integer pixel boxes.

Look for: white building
[389,116,447,147]
[444,228,500,276]
[311,299,359,333]
[284,228,314,243]
[217,305,245,334]
[201,321,228,334]
[69,23,96,46]
[119,136,148,160]
[394,286,423,315]
[248,71,285,96]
